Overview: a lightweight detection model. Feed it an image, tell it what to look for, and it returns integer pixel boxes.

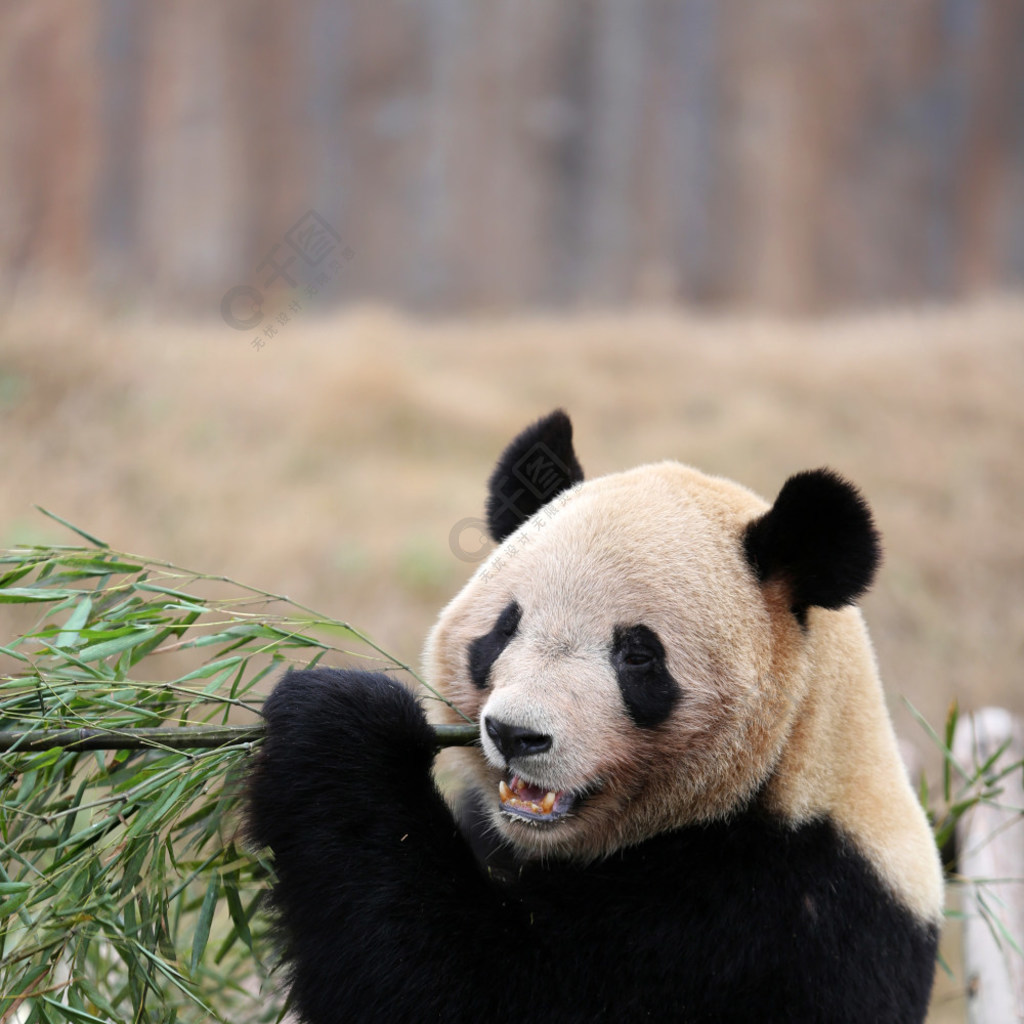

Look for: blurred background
[1,4,1023,1019]
[4,2,1024,311]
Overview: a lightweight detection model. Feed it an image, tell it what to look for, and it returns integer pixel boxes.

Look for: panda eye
[610,623,680,729]
[622,650,655,668]
[612,625,661,671]
[610,622,659,671]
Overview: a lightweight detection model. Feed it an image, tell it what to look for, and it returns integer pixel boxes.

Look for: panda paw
[248,668,439,852]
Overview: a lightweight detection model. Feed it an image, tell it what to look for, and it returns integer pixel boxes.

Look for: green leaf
[175,656,243,683]
[62,556,143,574]
[190,876,220,974]
[75,979,119,1020]
[41,997,110,1023]
[133,941,215,1013]
[0,539,449,1021]
[26,747,64,769]
[0,562,36,588]
[902,698,973,787]
[943,700,958,803]
[0,961,51,1014]
[126,774,189,839]
[223,874,253,952]
[135,580,206,601]
[78,628,161,663]
[0,587,81,603]
[55,597,94,649]
[34,507,109,548]
[0,642,29,661]
[0,888,31,916]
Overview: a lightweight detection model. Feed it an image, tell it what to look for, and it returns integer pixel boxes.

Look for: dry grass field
[2,297,1023,1020]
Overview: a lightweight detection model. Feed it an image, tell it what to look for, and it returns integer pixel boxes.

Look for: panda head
[425,410,882,862]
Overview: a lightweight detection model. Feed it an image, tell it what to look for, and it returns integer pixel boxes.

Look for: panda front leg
[247,669,528,1024]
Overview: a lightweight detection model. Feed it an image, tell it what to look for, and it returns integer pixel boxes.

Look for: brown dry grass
[2,297,1023,1021]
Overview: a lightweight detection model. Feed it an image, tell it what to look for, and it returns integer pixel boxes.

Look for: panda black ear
[485,410,584,543]
[743,469,881,618]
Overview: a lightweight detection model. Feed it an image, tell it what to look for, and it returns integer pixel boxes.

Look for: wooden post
[953,708,1024,1024]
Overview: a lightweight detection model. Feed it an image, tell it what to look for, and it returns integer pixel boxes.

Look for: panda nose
[484,717,552,761]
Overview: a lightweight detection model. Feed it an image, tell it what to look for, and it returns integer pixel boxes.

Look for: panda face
[423,412,948,926]
[427,463,812,861]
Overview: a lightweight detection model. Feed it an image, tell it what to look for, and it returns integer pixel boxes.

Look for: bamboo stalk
[0,722,480,753]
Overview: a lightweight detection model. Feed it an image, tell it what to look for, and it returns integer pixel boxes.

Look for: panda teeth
[498,777,559,816]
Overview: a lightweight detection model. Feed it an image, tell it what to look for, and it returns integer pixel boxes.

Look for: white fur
[425,462,943,924]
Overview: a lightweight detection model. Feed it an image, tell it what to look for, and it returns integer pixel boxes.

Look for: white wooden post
[953,708,1024,1024]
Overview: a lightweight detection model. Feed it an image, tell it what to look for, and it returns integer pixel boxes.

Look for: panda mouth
[498,774,577,825]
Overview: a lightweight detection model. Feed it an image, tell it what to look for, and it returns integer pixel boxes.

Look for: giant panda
[248,409,943,1024]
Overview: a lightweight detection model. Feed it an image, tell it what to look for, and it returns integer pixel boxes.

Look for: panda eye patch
[496,602,521,637]
[612,626,661,668]
[611,624,680,729]
[621,649,655,668]
[468,601,522,689]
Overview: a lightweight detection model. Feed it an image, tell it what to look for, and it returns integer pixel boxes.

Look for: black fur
[468,600,522,689]
[485,410,584,543]
[611,624,680,728]
[743,469,882,620]
[248,669,937,1024]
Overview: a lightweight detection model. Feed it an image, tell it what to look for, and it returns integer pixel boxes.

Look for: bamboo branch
[0,722,480,753]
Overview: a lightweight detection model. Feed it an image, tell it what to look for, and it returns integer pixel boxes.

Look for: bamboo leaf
[976,888,1024,958]
[33,508,109,548]
[77,628,161,664]
[76,977,119,1019]
[54,597,94,649]
[190,877,219,974]
[222,873,253,953]
[41,996,110,1023]
[0,888,31,916]
[902,698,974,786]
[175,657,243,683]
[61,557,144,574]
[0,588,81,603]
[0,563,36,588]
[942,700,958,802]
[133,942,215,1014]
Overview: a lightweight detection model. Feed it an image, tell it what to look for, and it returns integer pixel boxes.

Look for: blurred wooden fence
[954,709,1024,1024]
[2,0,1024,312]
